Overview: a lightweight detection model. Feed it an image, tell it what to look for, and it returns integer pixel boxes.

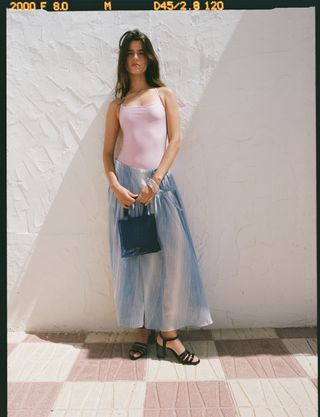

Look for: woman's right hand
[112,184,139,209]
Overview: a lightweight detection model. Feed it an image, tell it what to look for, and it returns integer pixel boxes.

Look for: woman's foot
[156,330,199,364]
[129,328,153,359]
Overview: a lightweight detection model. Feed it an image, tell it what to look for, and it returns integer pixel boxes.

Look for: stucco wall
[7,8,316,331]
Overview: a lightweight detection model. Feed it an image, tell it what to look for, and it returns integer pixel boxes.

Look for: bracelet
[147,178,160,194]
[151,178,160,191]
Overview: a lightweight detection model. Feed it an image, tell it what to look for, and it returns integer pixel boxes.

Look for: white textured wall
[7,8,316,332]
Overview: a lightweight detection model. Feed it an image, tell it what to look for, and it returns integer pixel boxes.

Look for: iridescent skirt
[107,159,213,331]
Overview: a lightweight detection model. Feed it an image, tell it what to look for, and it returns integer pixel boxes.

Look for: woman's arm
[102,100,138,207]
[102,100,121,190]
[136,87,181,205]
[152,87,181,185]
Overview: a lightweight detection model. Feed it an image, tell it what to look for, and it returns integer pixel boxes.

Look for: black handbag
[117,204,161,258]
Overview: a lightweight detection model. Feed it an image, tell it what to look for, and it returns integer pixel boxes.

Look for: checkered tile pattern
[8,327,318,416]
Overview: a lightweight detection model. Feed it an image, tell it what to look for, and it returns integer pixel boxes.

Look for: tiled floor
[8,326,318,417]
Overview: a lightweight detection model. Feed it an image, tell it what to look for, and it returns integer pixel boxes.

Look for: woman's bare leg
[157,329,199,362]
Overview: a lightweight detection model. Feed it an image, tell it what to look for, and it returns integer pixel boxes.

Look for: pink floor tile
[8,410,50,417]
[8,343,18,355]
[8,382,62,417]
[67,343,146,381]
[24,332,87,343]
[144,381,237,416]
[275,327,317,338]
[215,338,309,378]
[311,378,318,388]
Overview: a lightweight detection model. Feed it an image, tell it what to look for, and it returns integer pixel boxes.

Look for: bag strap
[142,205,149,216]
[123,204,150,219]
[123,208,130,219]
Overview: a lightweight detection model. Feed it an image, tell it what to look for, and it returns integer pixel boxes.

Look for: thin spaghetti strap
[155,87,165,110]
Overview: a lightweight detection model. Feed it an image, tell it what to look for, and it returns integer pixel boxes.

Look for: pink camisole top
[117,90,168,170]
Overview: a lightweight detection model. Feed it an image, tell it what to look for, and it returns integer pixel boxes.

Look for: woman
[103,29,213,365]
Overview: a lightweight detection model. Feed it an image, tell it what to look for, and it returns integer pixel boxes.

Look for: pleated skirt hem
[114,317,214,331]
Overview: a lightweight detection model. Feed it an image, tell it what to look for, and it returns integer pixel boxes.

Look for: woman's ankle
[161,330,178,338]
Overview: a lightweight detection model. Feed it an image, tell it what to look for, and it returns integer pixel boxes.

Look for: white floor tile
[228,378,318,417]
[51,381,146,416]
[8,342,82,381]
[281,338,318,377]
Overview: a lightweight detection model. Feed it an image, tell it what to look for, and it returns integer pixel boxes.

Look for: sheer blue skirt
[107,159,213,331]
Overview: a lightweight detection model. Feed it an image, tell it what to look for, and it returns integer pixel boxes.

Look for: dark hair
[114,29,166,100]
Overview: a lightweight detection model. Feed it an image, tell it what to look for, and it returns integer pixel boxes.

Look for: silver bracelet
[147,178,160,194]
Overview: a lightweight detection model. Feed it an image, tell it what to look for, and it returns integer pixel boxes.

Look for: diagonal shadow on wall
[8,8,316,331]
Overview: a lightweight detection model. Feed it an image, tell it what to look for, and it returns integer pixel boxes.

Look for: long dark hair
[114,29,166,101]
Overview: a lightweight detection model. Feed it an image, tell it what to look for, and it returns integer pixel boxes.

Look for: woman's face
[125,40,148,75]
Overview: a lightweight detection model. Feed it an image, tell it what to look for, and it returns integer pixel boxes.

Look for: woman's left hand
[136,184,155,205]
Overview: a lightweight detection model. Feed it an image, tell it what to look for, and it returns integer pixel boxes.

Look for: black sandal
[129,329,156,360]
[156,330,200,365]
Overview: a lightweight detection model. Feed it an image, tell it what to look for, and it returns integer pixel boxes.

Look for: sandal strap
[179,350,189,360]
[187,352,194,363]
[130,342,147,354]
[132,341,147,347]
[159,331,179,342]
[189,353,195,363]
[147,329,156,344]
[179,349,196,364]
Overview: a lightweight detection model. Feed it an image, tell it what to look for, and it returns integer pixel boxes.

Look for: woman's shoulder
[109,97,123,108]
[157,86,177,107]
[107,98,123,121]
[158,86,175,97]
